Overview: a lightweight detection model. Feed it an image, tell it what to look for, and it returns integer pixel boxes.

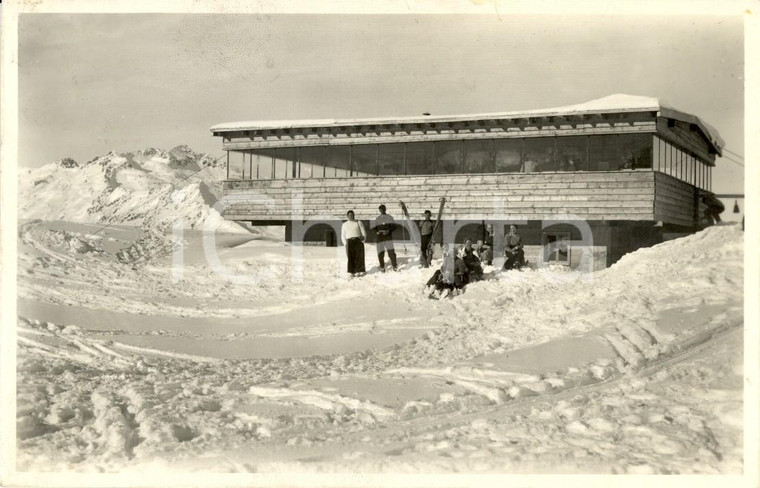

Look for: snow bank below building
[14,214,744,475]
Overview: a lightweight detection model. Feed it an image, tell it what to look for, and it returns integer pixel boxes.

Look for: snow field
[15,220,744,473]
[15,147,744,473]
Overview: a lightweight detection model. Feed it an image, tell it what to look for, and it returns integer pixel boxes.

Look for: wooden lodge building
[211,95,724,270]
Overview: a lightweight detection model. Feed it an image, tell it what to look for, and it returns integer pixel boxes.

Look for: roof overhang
[210,94,723,156]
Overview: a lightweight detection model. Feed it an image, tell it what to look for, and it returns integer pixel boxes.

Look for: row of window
[227,134,712,190]
[653,137,712,190]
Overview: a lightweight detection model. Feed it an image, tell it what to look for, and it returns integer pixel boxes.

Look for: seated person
[462,239,484,281]
[521,159,539,173]
[503,224,526,270]
[620,149,636,170]
[426,244,469,297]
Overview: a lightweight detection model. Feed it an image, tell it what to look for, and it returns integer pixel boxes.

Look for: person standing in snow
[371,204,398,272]
[419,209,434,268]
[479,223,495,266]
[503,224,525,270]
[341,210,367,277]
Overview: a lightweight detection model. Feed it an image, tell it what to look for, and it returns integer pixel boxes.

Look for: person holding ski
[426,244,469,298]
[341,210,367,278]
[419,210,434,268]
[371,204,398,272]
[503,224,525,270]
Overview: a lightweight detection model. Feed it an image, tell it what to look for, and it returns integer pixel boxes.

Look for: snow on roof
[210,94,723,153]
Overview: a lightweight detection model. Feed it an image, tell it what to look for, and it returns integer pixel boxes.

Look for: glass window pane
[589,135,620,171]
[671,148,678,179]
[463,139,492,173]
[674,148,681,179]
[435,141,462,174]
[619,134,652,170]
[523,138,555,172]
[326,146,351,177]
[227,152,244,179]
[702,163,706,189]
[299,147,324,178]
[684,153,690,181]
[697,161,703,188]
[406,142,435,175]
[675,147,681,177]
[652,136,660,171]
[352,144,377,176]
[687,155,692,184]
[494,139,523,173]
[251,149,274,179]
[556,136,587,171]
[699,161,704,189]
[662,142,673,176]
[275,148,297,179]
[378,143,404,175]
[703,163,707,190]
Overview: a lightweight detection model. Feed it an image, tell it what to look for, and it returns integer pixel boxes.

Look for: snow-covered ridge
[19,146,244,234]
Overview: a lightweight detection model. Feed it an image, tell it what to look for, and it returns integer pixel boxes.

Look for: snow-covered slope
[18,146,244,234]
[15,215,744,474]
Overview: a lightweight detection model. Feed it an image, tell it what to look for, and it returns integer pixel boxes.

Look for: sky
[18,13,745,194]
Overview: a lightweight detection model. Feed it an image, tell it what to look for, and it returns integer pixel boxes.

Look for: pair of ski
[399,197,446,266]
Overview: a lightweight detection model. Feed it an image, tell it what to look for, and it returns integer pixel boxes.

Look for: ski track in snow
[16,222,744,474]
[15,149,744,474]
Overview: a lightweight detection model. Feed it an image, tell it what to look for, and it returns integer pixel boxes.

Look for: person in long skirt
[341,210,367,277]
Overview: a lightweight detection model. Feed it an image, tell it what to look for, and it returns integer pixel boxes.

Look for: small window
[543,232,571,264]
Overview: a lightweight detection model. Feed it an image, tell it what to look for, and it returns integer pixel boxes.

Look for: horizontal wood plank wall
[222,171,657,222]
[653,172,698,227]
